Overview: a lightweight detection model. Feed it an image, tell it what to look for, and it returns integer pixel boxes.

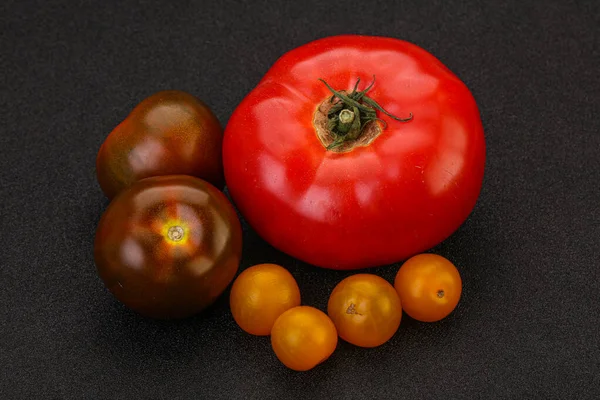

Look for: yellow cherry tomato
[230,263,301,336]
[271,306,338,371]
[327,274,402,348]
[394,254,462,322]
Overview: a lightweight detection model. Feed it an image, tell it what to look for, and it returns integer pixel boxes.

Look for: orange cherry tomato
[327,274,402,348]
[394,253,462,322]
[271,306,338,371]
[229,263,301,336]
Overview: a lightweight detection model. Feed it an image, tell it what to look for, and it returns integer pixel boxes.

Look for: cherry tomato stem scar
[346,303,362,315]
[167,226,184,241]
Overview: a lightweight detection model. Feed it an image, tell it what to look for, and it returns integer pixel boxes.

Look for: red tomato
[223,35,486,270]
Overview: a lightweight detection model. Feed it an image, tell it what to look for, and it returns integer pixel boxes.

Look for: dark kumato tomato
[94,175,242,319]
[97,90,224,199]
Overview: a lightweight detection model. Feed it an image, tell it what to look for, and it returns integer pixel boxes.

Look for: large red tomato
[223,35,485,270]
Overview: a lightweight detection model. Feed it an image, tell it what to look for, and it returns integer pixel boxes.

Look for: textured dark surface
[1,0,599,399]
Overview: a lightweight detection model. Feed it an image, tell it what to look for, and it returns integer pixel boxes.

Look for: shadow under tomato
[90,288,239,366]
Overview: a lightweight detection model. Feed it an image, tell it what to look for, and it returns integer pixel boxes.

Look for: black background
[2,0,599,399]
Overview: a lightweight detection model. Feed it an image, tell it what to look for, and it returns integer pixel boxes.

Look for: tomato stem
[318,76,413,150]
[339,109,355,124]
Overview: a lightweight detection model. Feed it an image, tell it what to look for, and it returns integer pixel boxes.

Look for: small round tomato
[94,175,242,319]
[229,263,301,336]
[327,274,402,348]
[271,306,337,371]
[97,90,224,199]
[394,254,462,322]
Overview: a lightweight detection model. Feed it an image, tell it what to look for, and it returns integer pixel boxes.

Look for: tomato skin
[327,274,402,348]
[223,35,486,270]
[94,175,242,319]
[394,254,462,322]
[97,90,224,199]
[271,306,338,371]
[229,263,301,336]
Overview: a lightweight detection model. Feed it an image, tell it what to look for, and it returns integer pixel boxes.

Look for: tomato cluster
[93,35,483,372]
[228,256,462,371]
[94,91,242,319]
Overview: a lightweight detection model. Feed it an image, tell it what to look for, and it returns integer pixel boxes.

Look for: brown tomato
[94,175,242,319]
[96,90,224,199]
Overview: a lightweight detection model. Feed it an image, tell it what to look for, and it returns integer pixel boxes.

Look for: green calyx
[318,76,413,150]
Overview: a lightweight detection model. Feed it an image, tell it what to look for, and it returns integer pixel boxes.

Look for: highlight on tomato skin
[394,253,462,322]
[270,306,338,372]
[93,175,242,319]
[229,263,301,336]
[327,274,402,348]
